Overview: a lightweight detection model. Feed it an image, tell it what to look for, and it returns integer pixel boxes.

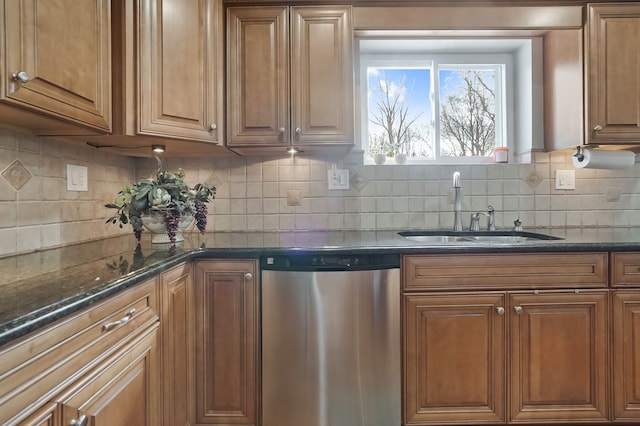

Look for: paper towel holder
[574,146,584,162]
[574,145,635,158]
[574,145,602,161]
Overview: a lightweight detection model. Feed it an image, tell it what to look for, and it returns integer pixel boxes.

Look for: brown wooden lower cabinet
[509,291,609,423]
[404,293,506,424]
[17,402,57,426]
[160,263,196,426]
[57,324,161,425]
[194,259,259,425]
[404,289,610,425]
[612,290,640,422]
[0,277,160,426]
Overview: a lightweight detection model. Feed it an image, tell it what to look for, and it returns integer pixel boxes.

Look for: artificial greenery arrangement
[106,159,215,243]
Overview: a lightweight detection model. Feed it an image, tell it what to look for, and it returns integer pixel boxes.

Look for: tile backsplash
[2,128,640,257]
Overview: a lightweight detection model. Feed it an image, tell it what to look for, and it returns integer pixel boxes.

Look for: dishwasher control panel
[261,253,400,271]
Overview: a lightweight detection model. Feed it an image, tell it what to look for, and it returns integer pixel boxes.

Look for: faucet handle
[513,219,523,232]
[470,212,485,231]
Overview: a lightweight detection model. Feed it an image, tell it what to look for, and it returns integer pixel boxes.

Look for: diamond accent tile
[350,171,368,191]
[2,159,32,191]
[524,169,543,189]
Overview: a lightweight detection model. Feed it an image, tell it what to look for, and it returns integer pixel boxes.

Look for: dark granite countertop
[2,226,640,347]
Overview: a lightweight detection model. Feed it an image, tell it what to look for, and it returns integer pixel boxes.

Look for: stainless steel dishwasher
[261,253,401,426]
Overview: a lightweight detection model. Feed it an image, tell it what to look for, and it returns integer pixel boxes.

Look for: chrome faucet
[453,172,463,231]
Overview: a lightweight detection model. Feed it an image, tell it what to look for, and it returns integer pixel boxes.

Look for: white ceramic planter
[141,211,194,244]
[373,153,387,165]
[394,153,408,165]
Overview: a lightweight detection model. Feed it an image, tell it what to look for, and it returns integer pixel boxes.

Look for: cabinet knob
[69,414,88,426]
[210,123,217,131]
[496,306,505,315]
[11,71,30,83]
[513,306,523,314]
[593,125,602,132]
[279,127,286,135]
[244,272,253,281]
[295,127,301,135]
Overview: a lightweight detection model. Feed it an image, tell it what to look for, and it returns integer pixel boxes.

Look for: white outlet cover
[67,164,88,191]
[555,169,575,190]
[328,169,349,190]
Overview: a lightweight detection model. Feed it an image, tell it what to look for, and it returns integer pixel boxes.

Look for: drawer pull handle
[102,308,136,331]
[69,414,88,426]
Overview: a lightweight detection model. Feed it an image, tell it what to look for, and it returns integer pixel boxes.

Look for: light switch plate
[328,169,349,190]
[555,169,575,190]
[67,164,88,191]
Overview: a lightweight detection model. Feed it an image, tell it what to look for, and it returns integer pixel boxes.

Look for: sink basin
[398,230,563,244]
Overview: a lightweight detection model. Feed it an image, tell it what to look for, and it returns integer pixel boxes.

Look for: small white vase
[141,211,194,244]
[395,153,408,165]
[373,153,387,165]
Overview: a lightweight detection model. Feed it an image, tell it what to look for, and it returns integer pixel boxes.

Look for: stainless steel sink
[398,230,563,244]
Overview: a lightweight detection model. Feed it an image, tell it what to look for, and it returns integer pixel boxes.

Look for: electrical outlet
[328,169,349,190]
[555,169,575,190]
[67,164,88,191]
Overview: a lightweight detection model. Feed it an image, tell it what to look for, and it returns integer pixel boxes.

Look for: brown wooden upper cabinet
[0,0,111,135]
[586,3,640,145]
[103,0,224,153]
[226,6,354,155]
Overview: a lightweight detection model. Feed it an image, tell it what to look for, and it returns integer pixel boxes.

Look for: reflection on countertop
[2,227,640,347]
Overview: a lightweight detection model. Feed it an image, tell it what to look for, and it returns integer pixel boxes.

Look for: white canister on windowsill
[494,147,509,163]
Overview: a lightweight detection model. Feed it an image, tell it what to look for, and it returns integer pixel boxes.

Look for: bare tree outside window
[439,69,496,157]
[366,66,499,162]
[368,70,430,158]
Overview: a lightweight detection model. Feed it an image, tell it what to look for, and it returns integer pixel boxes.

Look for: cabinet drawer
[403,252,608,291]
[0,278,159,425]
[611,252,640,287]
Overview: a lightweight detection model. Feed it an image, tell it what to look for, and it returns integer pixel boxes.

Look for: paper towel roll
[572,149,636,169]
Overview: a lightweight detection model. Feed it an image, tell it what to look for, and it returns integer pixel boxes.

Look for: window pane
[438,68,497,157]
[367,68,433,159]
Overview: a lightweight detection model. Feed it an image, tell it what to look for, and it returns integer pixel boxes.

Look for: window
[358,38,536,164]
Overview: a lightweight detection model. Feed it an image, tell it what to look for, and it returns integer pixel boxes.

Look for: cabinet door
[227,6,289,147]
[160,263,195,426]
[291,6,354,147]
[404,293,505,424]
[58,325,161,426]
[612,291,640,421]
[1,0,111,132]
[18,403,57,426]
[194,260,259,425]
[137,0,222,142]
[586,4,640,144]
[509,291,609,422]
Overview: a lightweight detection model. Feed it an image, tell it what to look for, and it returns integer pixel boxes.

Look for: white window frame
[357,38,534,165]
